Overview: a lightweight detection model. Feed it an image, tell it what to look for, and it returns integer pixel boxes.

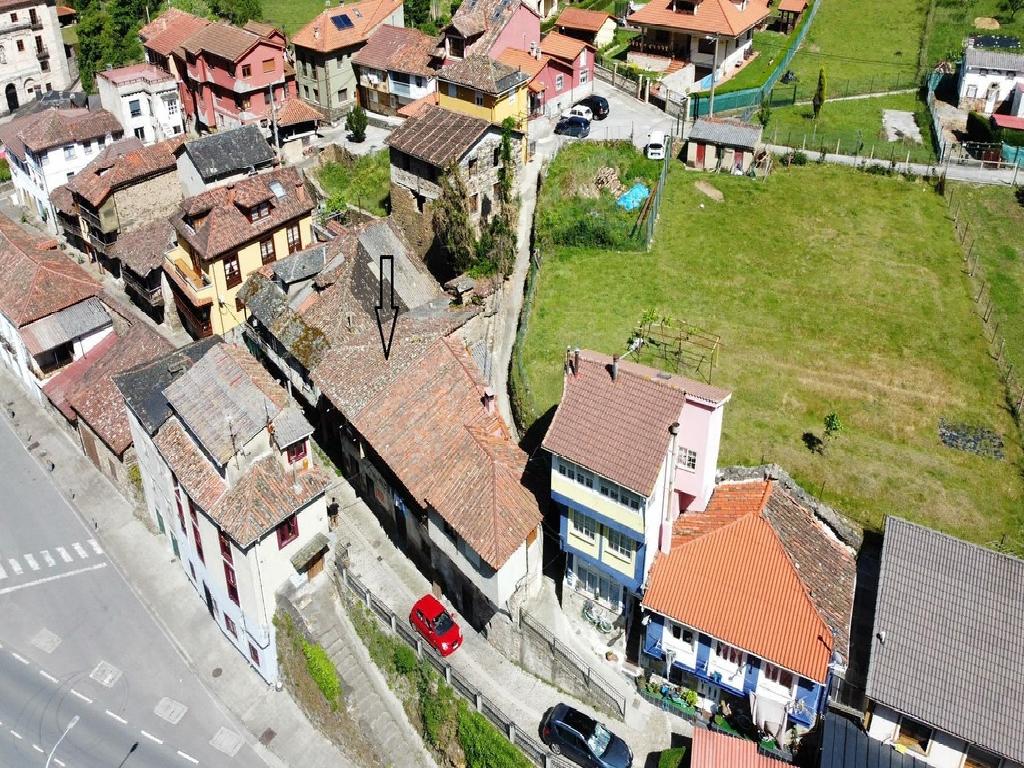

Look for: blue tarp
[617,182,650,211]
[1001,142,1024,167]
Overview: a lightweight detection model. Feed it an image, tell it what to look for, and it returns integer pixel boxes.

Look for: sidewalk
[331,480,680,763]
[0,365,357,768]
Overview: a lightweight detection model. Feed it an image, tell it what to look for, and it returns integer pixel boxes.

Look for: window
[447,82,457,98]
[40,59,48,72]
[16,40,24,52]
[250,201,270,221]
[474,90,484,106]
[964,746,1002,768]
[763,663,794,690]
[715,642,744,666]
[129,99,142,117]
[192,523,204,563]
[286,223,301,253]
[134,127,146,140]
[223,254,241,288]
[248,643,260,665]
[580,67,588,84]
[224,561,239,605]
[303,84,310,99]
[241,63,251,78]
[966,84,978,98]
[896,717,932,755]
[234,295,244,312]
[287,440,307,464]
[262,58,274,73]
[671,624,695,645]
[313,88,319,101]
[569,510,596,541]
[555,74,565,91]
[259,237,275,263]
[698,37,717,55]
[219,531,233,564]
[188,561,196,581]
[277,514,299,549]
[224,614,238,638]
[10,12,16,21]
[337,88,347,102]
[605,528,633,559]
[573,561,622,610]
[63,144,75,160]
[166,99,178,115]
[66,171,74,181]
[492,146,501,166]
[680,448,697,472]
[468,157,477,175]
[599,481,620,502]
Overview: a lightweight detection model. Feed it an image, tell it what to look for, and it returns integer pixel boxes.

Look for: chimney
[573,348,580,378]
[611,354,619,381]
[482,386,495,414]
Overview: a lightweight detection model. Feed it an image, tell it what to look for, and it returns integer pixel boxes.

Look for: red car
[409,594,462,656]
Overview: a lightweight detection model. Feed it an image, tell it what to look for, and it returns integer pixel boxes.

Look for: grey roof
[273,244,327,285]
[290,531,329,571]
[179,126,275,182]
[866,517,1024,763]
[113,337,222,436]
[358,220,446,310]
[238,273,331,370]
[688,118,763,150]
[820,712,919,768]
[19,297,110,355]
[271,405,314,448]
[964,45,1024,72]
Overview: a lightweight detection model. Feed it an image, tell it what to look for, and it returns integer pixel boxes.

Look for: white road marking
[0,562,107,595]
[105,710,127,725]
[10,652,28,665]
[0,561,6,580]
[177,750,199,764]
[56,547,72,563]
[32,744,43,754]
[8,559,22,575]
[69,689,92,704]
[140,730,163,745]
[41,550,55,567]
[9,730,21,740]
[23,554,39,571]
[72,542,88,559]
[54,760,66,768]
[39,670,59,684]
[88,539,103,555]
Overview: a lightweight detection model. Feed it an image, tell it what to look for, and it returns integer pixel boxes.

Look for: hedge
[457,701,532,768]
[302,640,342,708]
[658,747,687,768]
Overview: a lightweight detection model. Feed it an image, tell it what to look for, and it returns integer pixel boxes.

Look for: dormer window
[674,0,696,12]
[249,201,270,222]
[189,213,207,230]
[449,34,465,59]
[286,440,307,464]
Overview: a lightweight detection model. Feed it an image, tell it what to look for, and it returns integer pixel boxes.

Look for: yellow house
[437,55,529,159]
[163,168,314,339]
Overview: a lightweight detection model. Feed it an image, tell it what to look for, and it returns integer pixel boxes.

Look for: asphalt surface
[0,417,256,768]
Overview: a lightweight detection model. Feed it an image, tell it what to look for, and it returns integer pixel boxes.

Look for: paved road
[0,417,255,768]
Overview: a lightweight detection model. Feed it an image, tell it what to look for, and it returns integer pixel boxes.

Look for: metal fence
[765,124,938,165]
[643,136,673,247]
[334,555,575,768]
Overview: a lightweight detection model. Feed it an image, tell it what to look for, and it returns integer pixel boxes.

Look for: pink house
[497,47,574,118]
[539,32,594,110]
[444,0,540,61]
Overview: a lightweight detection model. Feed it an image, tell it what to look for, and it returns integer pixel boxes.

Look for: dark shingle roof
[109,219,177,277]
[272,244,327,284]
[866,517,1024,763]
[179,126,276,182]
[20,296,111,355]
[439,54,528,94]
[964,45,1024,71]
[688,118,763,150]
[387,105,490,168]
[820,712,920,768]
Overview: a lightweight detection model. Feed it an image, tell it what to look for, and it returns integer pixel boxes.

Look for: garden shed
[685,118,763,173]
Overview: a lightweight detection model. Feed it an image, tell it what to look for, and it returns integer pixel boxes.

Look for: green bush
[394,643,418,675]
[658,747,687,768]
[302,640,342,708]
[418,669,457,747]
[0,158,10,183]
[457,701,532,768]
[966,111,996,144]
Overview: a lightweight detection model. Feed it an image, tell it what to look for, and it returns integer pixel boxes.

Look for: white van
[646,130,666,160]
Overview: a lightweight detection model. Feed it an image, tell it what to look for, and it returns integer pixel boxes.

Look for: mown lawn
[712,30,791,95]
[262,0,333,35]
[926,0,1024,67]
[520,161,1024,551]
[788,0,927,95]
[316,149,391,217]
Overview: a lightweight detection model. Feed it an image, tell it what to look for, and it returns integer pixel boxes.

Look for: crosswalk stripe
[8,559,22,576]
[88,539,103,555]
[24,554,39,571]
[41,551,55,568]
[56,547,72,563]
[0,562,6,580]
[72,543,87,559]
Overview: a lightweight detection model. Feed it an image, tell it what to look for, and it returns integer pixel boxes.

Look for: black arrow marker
[375,253,399,361]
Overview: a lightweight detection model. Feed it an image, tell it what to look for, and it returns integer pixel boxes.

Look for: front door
[5,84,17,113]
[307,554,324,578]
[81,429,100,468]
[203,583,215,618]
[696,142,706,167]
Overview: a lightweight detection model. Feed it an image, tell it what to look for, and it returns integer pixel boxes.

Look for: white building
[0,213,112,401]
[0,106,123,231]
[958,45,1024,115]
[114,340,331,684]
[96,63,184,144]
[0,0,73,115]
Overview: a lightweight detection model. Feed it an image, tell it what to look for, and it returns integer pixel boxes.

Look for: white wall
[98,78,183,144]
[0,308,39,401]
[176,153,206,197]
[867,703,970,768]
[0,2,73,116]
[124,409,178,541]
[959,66,1024,113]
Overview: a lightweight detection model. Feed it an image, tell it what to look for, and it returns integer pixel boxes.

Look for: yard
[261,0,325,35]
[712,30,791,95]
[518,161,1024,551]
[925,0,1024,67]
[316,149,391,218]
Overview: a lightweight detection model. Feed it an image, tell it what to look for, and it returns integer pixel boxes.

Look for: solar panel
[269,181,286,198]
[331,13,353,29]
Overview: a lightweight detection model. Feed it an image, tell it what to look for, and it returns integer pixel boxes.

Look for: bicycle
[582,600,614,634]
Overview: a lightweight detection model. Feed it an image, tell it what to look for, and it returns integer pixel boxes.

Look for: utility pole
[707,34,719,115]
[267,84,280,148]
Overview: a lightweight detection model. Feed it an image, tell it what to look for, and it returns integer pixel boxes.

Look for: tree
[433,164,476,275]
[490,117,519,278]
[824,410,843,441]
[210,0,262,25]
[345,105,368,143]
[168,0,217,18]
[405,0,431,29]
[1005,0,1024,20]
[812,67,827,119]
[757,94,771,127]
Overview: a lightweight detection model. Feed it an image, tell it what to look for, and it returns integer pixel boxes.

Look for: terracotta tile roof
[275,97,325,127]
[140,8,211,57]
[50,184,77,215]
[540,31,588,61]
[449,0,536,54]
[628,0,770,36]
[43,333,118,422]
[171,167,313,261]
[396,91,439,118]
[110,219,177,277]
[555,7,613,32]
[66,324,173,455]
[387,105,490,167]
[439,54,528,94]
[96,63,176,86]
[154,416,227,510]
[181,21,267,61]
[642,480,856,683]
[292,0,404,53]
[0,214,101,327]
[243,19,281,38]
[66,136,183,208]
[497,47,551,80]
[353,337,541,568]
[777,0,806,11]
[542,350,731,496]
[691,729,789,768]
[0,108,123,159]
[352,24,439,76]
[57,5,77,17]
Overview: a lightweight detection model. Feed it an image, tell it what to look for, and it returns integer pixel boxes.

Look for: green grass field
[711,30,790,95]
[261,0,325,36]
[519,159,1024,550]
[788,0,927,95]
[926,0,1024,67]
[316,150,390,217]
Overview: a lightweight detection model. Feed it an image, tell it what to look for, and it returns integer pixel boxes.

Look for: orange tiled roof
[540,31,589,61]
[555,6,613,32]
[642,480,856,683]
[777,0,806,11]
[497,47,551,79]
[691,729,789,768]
[275,98,324,127]
[397,91,439,118]
[140,8,212,58]
[292,0,404,54]
[180,22,268,62]
[628,0,769,37]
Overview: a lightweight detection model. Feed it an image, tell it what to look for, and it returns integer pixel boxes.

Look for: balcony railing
[169,257,211,294]
[36,45,49,59]
[630,39,690,60]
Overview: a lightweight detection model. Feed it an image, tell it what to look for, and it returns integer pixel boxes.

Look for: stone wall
[114,171,183,233]
[390,182,436,260]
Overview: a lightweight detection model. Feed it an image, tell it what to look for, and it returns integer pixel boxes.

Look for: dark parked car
[541,704,633,768]
[555,115,590,138]
[577,95,609,120]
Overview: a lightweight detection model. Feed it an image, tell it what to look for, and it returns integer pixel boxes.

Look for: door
[155,510,166,535]
[696,142,706,167]
[5,84,17,113]
[171,535,180,560]
[203,583,215,618]
[81,428,100,468]
[307,554,324,578]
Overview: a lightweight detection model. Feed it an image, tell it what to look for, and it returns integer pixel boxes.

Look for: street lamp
[45,715,79,768]
[706,34,720,115]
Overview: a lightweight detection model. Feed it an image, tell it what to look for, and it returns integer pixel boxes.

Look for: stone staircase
[293,579,438,768]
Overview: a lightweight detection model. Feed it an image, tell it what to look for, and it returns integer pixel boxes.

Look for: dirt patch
[974,16,1000,29]
[695,180,724,201]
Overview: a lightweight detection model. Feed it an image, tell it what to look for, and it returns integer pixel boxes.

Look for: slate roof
[0,108,122,160]
[109,219,177,277]
[162,342,289,466]
[353,336,542,569]
[865,517,1024,763]
[688,118,763,150]
[66,136,183,208]
[272,244,327,284]
[964,44,1024,71]
[113,336,222,436]
[448,0,534,54]
[691,728,788,768]
[139,8,211,58]
[439,54,528,94]
[542,349,731,496]
[555,7,613,33]
[352,24,439,76]
[357,219,446,310]
[65,324,173,455]
[819,712,920,768]
[178,125,276,183]
[387,105,491,168]
[154,416,227,511]
[0,214,101,327]
[292,0,404,53]
[628,0,769,36]
[540,32,589,62]
[96,63,176,87]
[20,296,111,355]
[271,405,314,447]
[275,98,325,127]
[643,480,856,683]
[290,531,329,570]
[171,168,312,261]
[180,22,267,62]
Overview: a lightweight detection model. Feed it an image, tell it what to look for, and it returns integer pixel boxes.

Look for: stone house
[0,0,74,116]
[352,24,440,117]
[108,219,179,324]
